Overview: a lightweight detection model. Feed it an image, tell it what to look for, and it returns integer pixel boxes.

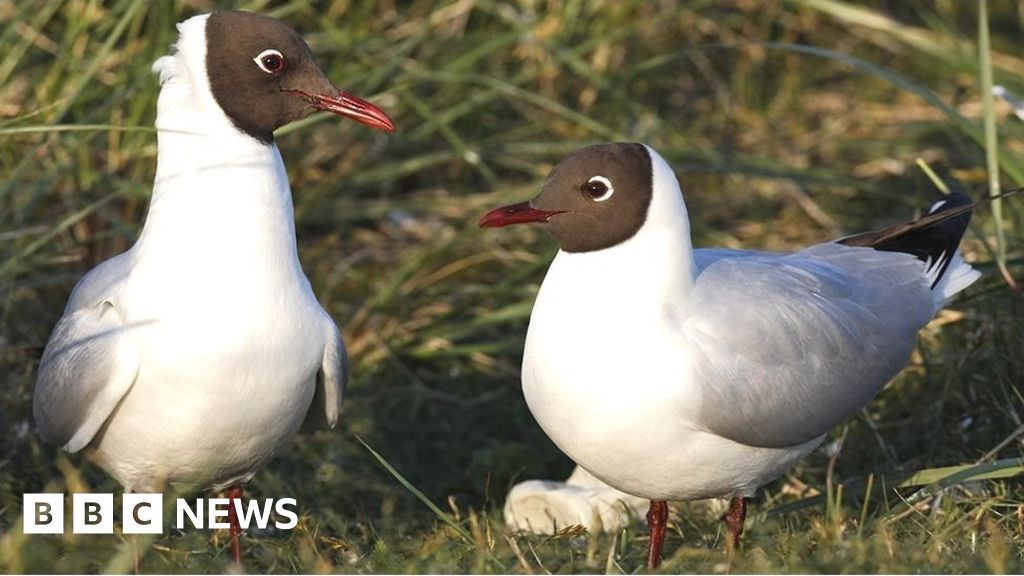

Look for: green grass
[2,0,1023,573]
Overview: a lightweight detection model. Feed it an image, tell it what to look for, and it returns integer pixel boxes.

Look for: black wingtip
[924,190,972,215]
[837,188,1021,288]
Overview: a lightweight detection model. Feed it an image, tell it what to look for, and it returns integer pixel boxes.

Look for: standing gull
[480,142,990,568]
[33,10,395,564]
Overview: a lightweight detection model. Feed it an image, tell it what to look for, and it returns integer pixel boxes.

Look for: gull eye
[254,49,285,74]
[582,175,614,202]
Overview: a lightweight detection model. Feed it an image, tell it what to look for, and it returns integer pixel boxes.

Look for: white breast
[522,248,820,501]
[86,24,329,489]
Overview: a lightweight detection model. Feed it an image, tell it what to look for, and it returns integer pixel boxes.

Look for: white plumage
[33,13,347,493]
[481,142,981,566]
[521,146,975,501]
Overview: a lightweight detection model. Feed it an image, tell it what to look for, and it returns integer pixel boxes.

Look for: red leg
[226,485,244,565]
[646,500,669,569]
[128,489,139,574]
[723,496,747,551]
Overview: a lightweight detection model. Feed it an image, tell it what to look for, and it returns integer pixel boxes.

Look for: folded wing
[685,245,935,448]
[33,256,139,452]
[304,315,348,430]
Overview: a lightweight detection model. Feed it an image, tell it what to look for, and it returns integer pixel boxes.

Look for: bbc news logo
[23,493,298,534]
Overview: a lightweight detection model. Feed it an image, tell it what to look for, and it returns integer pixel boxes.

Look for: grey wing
[65,253,130,312]
[34,255,138,452]
[304,314,348,430]
[693,248,769,274]
[685,244,936,448]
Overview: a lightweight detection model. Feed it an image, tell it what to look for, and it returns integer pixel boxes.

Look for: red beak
[478,201,564,228]
[298,89,396,133]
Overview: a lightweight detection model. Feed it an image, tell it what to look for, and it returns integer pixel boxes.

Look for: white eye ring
[253,49,285,74]
[583,175,614,202]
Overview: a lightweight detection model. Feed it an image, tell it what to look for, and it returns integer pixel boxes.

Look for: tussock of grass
[1,0,1023,573]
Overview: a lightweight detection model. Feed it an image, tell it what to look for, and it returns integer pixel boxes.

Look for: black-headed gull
[32,11,394,564]
[480,142,988,568]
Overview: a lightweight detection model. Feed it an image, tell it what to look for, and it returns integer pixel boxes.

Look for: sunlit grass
[1,0,1022,573]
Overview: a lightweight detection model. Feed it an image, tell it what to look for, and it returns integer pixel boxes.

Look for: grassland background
[1,0,1023,573]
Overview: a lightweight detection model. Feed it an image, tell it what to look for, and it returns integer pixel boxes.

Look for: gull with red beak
[32,11,394,565]
[481,142,990,568]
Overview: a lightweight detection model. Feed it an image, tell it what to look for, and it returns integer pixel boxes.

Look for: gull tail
[930,250,979,306]
[838,187,1021,307]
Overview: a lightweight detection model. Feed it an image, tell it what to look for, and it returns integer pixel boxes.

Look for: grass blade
[0,124,157,136]
[355,434,472,543]
[760,457,1024,521]
[0,189,125,280]
[978,0,1013,288]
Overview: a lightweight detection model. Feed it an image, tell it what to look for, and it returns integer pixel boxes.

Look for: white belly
[89,280,325,492]
[521,271,821,502]
[523,344,822,500]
